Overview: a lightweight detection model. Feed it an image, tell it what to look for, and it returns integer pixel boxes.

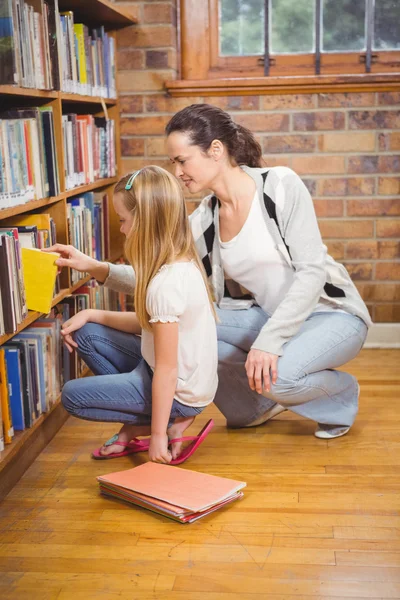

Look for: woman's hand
[245,349,279,395]
[61,309,92,353]
[148,432,172,464]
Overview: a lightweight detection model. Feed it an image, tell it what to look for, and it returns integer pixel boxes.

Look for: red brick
[143,3,174,23]
[356,283,400,302]
[318,132,375,152]
[377,92,400,105]
[117,49,144,70]
[347,178,376,196]
[378,132,400,151]
[186,200,200,215]
[146,50,169,68]
[145,95,203,113]
[378,177,400,195]
[204,96,260,111]
[146,137,166,156]
[376,263,400,281]
[119,95,144,114]
[120,115,170,135]
[348,155,400,174]
[318,93,375,108]
[261,94,316,110]
[349,110,400,130]
[346,241,378,259]
[319,220,374,239]
[313,199,344,217]
[118,70,174,92]
[235,113,289,132]
[293,112,345,131]
[117,25,174,48]
[326,241,345,260]
[345,263,373,281]
[378,241,400,259]
[318,178,347,196]
[121,138,145,157]
[347,198,400,217]
[376,220,400,238]
[263,135,316,153]
[121,157,172,173]
[302,179,316,195]
[374,305,400,322]
[292,155,346,175]
[262,155,292,168]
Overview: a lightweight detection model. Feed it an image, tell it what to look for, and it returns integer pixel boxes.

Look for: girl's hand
[44,244,97,273]
[149,432,172,464]
[245,349,279,395]
[61,309,92,353]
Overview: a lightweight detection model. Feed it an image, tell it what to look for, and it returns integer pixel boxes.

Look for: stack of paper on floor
[97,462,246,523]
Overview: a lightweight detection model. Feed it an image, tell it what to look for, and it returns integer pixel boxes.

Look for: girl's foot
[99,424,151,456]
[167,416,195,460]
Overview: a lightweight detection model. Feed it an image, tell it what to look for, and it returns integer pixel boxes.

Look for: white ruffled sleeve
[146,267,186,324]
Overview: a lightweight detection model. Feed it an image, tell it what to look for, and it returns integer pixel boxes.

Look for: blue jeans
[63,307,367,429]
[61,328,203,426]
[216,306,367,427]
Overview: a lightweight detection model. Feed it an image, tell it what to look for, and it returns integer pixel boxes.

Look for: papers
[97,462,246,523]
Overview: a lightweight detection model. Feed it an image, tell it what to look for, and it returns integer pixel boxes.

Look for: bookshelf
[0,0,135,500]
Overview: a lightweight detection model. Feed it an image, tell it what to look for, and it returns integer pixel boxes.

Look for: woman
[50,103,371,439]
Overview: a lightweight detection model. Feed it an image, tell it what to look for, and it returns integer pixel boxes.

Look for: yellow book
[74,24,87,86]
[1,213,52,232]
[21,249,59,313]
[0,349,14,445]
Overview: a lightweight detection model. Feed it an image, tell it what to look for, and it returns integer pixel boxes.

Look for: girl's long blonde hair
[114,166,216,331]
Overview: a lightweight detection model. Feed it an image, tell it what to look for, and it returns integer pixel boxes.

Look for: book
[97,462,246,524]
[21,248,59,313]
[4,347,25,431]
[0,347,14,444]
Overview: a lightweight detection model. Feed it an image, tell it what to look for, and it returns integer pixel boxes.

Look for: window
[168,0,400,95]
[216,0,400,76]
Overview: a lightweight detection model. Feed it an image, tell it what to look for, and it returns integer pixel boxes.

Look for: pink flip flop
[168,419,214,465]
[92,434,150,460]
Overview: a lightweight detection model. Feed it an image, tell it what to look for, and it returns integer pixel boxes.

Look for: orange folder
[97,462,246,514]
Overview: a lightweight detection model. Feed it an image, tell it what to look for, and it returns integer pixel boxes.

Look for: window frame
[166,0,400,96]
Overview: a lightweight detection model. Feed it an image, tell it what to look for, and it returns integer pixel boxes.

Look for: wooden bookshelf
[0,0,135,499]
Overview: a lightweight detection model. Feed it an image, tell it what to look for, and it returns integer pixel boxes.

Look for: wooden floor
[0,348,399,600]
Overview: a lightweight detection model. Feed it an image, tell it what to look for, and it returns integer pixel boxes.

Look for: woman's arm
[148,321,179,464]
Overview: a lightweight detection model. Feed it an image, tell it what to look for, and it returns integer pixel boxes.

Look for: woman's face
[113,192,134,236]
[166,131,220,194]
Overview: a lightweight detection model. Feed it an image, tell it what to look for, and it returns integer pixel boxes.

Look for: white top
[141,261,218,408]
[220,192,339,317]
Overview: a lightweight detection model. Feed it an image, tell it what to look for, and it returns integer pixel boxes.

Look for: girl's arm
[148,321,179,464]
[61,309,141,352]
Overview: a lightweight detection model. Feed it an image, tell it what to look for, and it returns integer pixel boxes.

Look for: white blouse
[141,261,218,407]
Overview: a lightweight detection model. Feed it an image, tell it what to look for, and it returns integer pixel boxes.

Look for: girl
[61,166,218,464]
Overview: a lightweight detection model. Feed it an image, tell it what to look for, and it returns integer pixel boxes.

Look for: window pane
[322,0,365,52]
[219,0,265,56]
[374,0,400,49]
[270,0,314,54]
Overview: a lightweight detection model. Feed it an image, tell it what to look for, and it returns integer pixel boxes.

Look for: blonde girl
[61,166,217,464]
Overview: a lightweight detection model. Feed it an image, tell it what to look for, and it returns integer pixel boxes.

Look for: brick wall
[115,1,400,323]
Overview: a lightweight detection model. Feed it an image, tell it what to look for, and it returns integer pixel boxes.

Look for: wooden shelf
[58,0,138,29]
[0,178,118,221]
[0,397,62,474]
[0,86,118,105]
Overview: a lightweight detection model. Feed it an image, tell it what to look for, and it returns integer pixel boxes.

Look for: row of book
[0,200,112,335]
[60,12,116,98]
[0,213,59,336]
[67,192,111,285]
[0,282,130,451]
[0,107,116,210]
[63,114,116,190]
[0,106,60,208]
[0,0,117,98]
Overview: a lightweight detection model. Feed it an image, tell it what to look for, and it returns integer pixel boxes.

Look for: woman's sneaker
[314,424,350,439]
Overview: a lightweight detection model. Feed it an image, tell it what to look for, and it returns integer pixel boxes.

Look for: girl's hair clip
[125,169,141,190]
